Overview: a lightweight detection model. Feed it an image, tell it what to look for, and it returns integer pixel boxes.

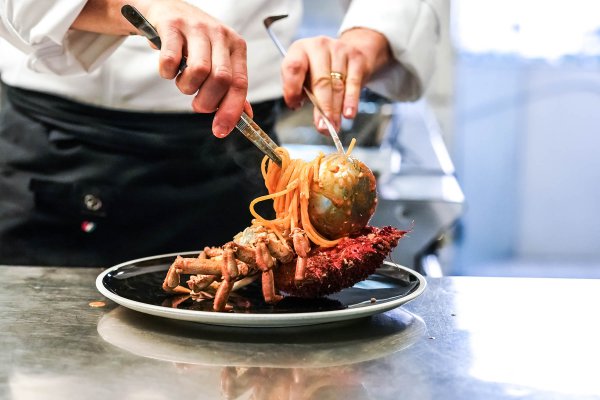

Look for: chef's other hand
[143,0,248,137]
[281,28,392,135]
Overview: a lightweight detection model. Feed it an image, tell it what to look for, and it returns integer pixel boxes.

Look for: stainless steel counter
[2,266,599,399]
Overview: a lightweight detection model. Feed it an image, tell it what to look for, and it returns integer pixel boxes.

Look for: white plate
[96,251,426,328]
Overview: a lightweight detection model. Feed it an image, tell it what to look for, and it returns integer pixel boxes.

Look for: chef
[0,0,441,266]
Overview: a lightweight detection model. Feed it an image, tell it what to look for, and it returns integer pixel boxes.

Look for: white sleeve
[0,0,125,75]
[339,0,442,101]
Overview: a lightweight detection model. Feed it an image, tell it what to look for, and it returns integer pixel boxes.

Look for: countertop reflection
[3,266,600,399]
[97,306,425,368]
[96,306,425,399]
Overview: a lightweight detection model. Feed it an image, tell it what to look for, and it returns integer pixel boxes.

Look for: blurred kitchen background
[1,1,599,278]
[277,0,600,278]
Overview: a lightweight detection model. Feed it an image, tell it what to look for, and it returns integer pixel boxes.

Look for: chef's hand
[281,28,393,135]
[141,0,250,137]
[72,0,251,137]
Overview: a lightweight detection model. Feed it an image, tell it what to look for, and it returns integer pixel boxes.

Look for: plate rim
[96,251,427,327]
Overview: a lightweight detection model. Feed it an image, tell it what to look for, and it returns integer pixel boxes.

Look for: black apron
[0,83,280,267]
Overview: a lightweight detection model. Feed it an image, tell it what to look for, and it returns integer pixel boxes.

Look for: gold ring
[330,71,346,82]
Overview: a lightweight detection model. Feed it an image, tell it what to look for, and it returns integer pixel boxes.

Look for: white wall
[452,56,600,271]
[517,64,600,260]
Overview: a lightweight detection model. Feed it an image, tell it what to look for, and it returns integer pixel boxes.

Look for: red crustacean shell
[275,226,407,298]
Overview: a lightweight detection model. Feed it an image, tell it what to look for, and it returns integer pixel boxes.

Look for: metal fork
[121,5,282,166]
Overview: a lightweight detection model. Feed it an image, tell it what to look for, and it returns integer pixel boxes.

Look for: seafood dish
[162,142,406,311]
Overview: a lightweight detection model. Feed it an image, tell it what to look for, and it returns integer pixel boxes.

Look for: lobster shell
[275,226,407,298]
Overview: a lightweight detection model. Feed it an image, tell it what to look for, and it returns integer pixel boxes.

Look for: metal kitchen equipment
[370,100,465,276]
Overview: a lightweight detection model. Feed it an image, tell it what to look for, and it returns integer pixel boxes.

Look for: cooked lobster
[162,150,407,311]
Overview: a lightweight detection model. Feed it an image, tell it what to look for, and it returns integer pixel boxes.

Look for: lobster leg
[256,241,283,304]
[266,232,294,263]
[162,256,192,294]
[213,280,234,312]
[292,229,311,282]
[261,270,283,304]
[163,255,226,294]
[213,246,239,311]
[186,275,216,292]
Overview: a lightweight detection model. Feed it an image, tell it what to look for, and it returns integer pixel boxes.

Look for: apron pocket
[29,178,117,219]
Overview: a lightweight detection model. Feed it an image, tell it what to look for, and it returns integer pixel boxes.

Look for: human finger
[281,42,309,110]
[211,36,248,137]
[328,44,348,129]
[158,23,185,79]
[305,37,334,134]
[342,51,367,119]
[192,27,233,114]
[175,32,212,96]
[243,99,253,118]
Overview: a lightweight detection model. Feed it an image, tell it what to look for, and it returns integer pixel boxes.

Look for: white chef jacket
[0,0,441,112]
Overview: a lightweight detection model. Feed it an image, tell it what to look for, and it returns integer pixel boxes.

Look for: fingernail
[318,119,326,130]
[344,107,354,118]
[214,124,229,138]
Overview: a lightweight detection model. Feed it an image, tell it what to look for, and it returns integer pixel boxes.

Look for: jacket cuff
[339,0,441,101]
[1,0,125,75]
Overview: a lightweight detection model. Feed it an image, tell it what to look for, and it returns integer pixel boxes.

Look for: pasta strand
[249,147,354,248]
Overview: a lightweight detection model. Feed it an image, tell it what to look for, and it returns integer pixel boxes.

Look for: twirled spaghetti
[249,139,357,248]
